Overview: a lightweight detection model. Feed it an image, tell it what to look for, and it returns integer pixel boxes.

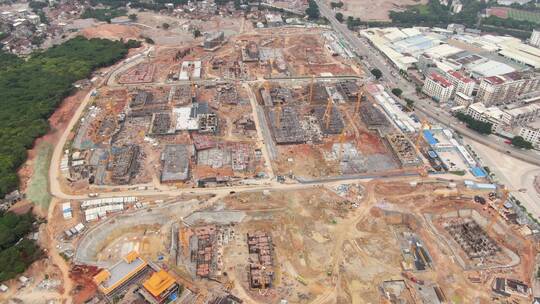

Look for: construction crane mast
[485,187,526,235]
[323,97,334,130]
[415,119,432,177]
[309,75,315,104]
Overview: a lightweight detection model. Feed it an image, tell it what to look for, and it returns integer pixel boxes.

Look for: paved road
[315,0,540,167]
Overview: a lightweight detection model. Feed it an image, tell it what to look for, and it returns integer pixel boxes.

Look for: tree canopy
[306,0,321,20]
[0,211,42,282]
[371,68,382,79]
[0,36,136,198]
[455,113,492,135]
[511,136,533,149]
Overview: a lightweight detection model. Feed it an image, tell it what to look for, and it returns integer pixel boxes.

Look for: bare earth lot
[325,0,427,21]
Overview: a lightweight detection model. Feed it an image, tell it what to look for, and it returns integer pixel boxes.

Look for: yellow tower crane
[353,90,364,118]
[323,97,334,130]
[309,75,315,104]
[415,119,432,177]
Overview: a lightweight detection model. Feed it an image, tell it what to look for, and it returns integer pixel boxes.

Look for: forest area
[0,36,140,198]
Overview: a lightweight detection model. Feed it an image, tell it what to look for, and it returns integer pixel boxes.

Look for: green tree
[511,136,533,149]
[391,88,403,97]
[455,113,492,135]
[306,0,320,20]
[193,29,202,38]
[405,98,414,109]
[0,37,135,198]
[162,22,170,30]
[335,12,344,22]
[330,1,344,9]
[128,14,137,21]
[371,68,382,79]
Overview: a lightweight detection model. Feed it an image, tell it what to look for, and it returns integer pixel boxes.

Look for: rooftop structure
[141,270,179,304]
[93,251,149,296]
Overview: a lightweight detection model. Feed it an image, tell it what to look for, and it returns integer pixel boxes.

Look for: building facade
[530,29,540,48]
[518,126,540,148]
[446,70,475,97]
[476,72,540,106]
[422,72,454,103]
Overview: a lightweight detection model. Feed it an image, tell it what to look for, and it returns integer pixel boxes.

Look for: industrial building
[161,144,190,183]
[93,251,149,296]
[422,72,454,104]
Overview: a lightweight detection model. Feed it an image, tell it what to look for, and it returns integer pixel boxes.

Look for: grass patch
[508,8,540,24]
[26,142,53,210]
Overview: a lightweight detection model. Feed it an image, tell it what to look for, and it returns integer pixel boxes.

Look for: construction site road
[315,0,540,168]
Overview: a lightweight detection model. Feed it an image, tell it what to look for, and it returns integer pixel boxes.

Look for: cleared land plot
[325,0,428,21]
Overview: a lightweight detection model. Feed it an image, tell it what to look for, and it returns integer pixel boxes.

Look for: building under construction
[190,225,218,279]
[336,81,360,102]
[247,231,274,289]
[268,106,307,144]
[312,105,345,135]
[150,113,173,135]
[444,219,500,260]
[385,133,422,167]
[242,41,259,62]
[109,145,140,184]
[204,31,225,50]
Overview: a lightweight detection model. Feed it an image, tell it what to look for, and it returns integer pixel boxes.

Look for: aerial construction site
[3,1,540,304]
[36,17,540,304]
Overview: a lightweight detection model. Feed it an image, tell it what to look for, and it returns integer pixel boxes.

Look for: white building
[518,125,540,148]
[422,72,454,103]
[455,91,474,106]
[530,29,540,48]
[505,104,540,126]
[476,72,540,106]
[446,70,475,97]
[466,102,510,132]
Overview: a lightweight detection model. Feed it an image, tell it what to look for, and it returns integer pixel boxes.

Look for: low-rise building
[455,91,474,107]
[504,103,540,126]
[265,14,283,27]
[466,102,510,133]
[517,125,540,148]
[422,72,454,103]
[140,270,180,304]
[93,251,149,296]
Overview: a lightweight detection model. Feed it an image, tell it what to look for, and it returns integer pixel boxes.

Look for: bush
[391,88,403,97]
[305,0,320,20]
[371,68,382,79]
[511,136,533,149]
